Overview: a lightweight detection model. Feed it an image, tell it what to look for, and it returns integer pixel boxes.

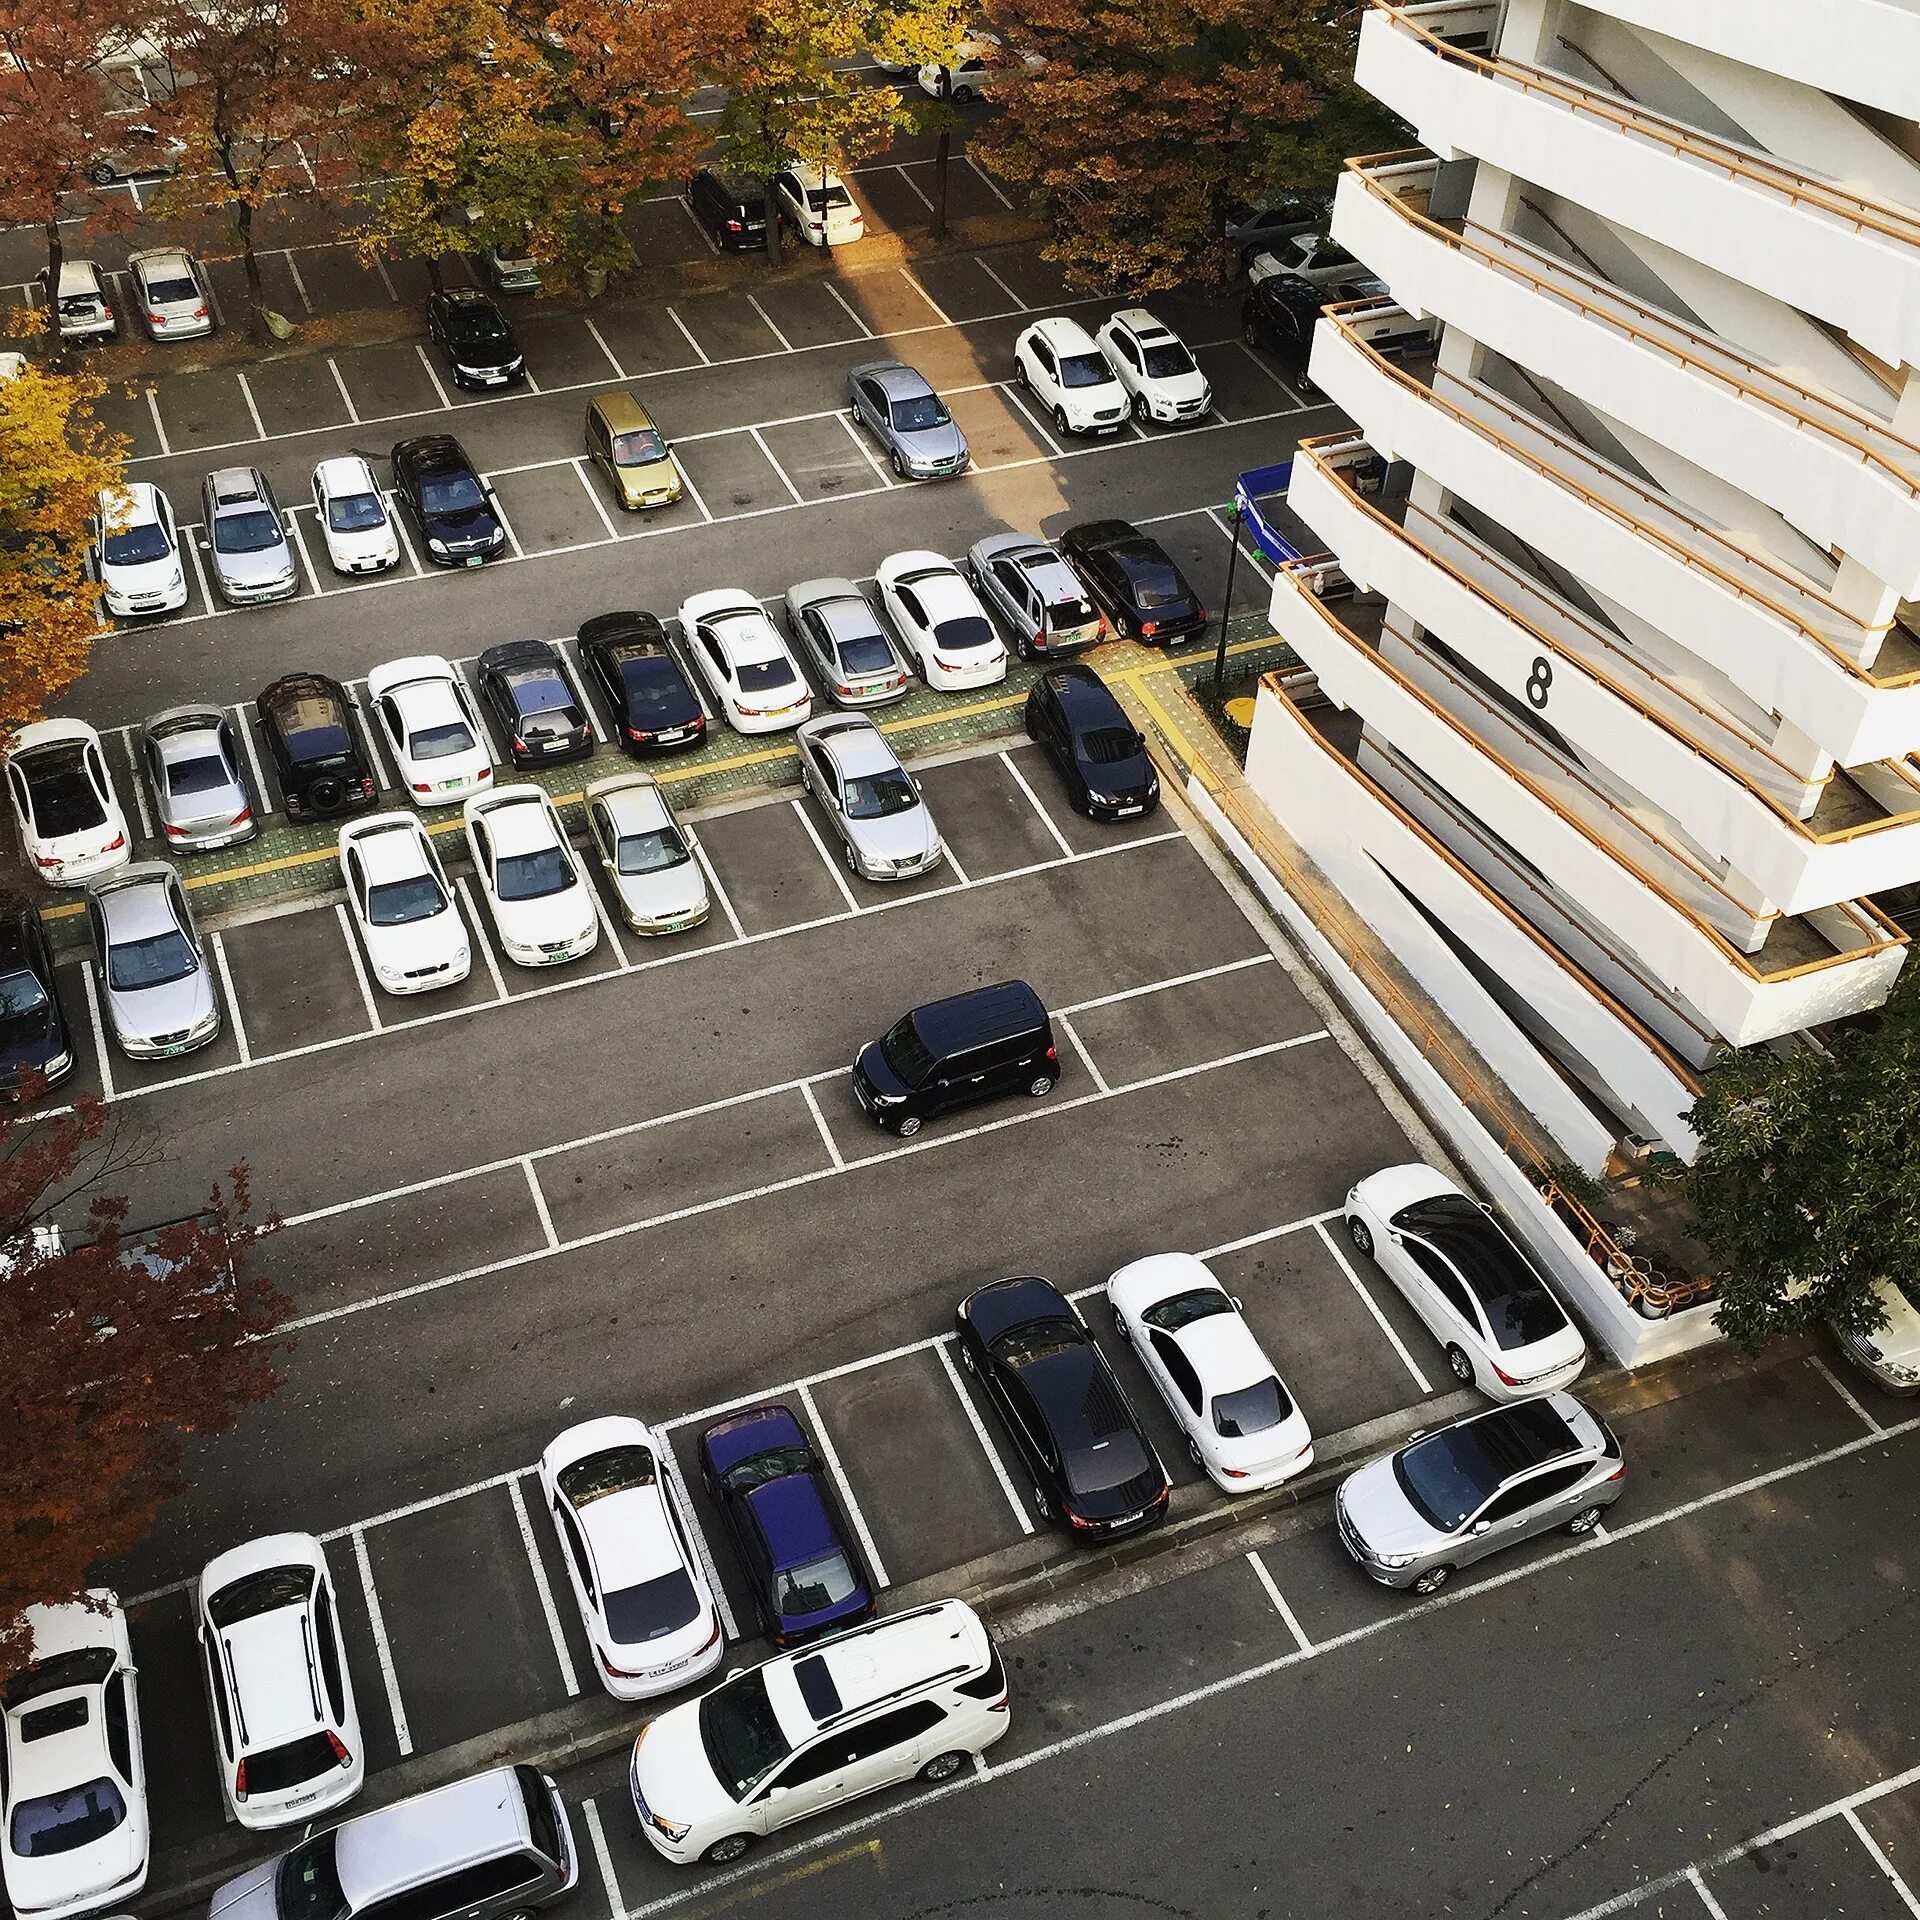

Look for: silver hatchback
[846,359,969,479]
[201,467,298,604]
[87,865,221,1060]
[1336,1393,1623,1596]
[967,532,1105,661]
[796,714,944,881]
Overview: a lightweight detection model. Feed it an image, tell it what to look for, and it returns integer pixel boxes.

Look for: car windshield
[616,826,690,876]
[213,508,282,555]
[612,429,668,466]
[504,667,575,718]
[890,394,950,431]
[494,845,575,901]
[933,615,997,653]
[407,721,475,762]
[0,967,48,1023]
[1141,340,1196,379]
[604,1569,700,1644]
[700,1670,790,1800]
[803,185,852,212]
[720,1442,812,1492]
[326,492,386,534]
[165,751,231,798]
[22,749,104,836]
[559,1444,656,1504]
[107,927,197,992]
[736,658,797,693]
[145,274,197,303]
[245,1733,339,1795]
[834,633,896,675]
[1080,725,1141,764]
[1142,1287,1231,1333]
[1397,1196,1569,1351]
[612,651,685,714]
[103,521,170,567]
[844,769,919,820]
[1118,554,1188,608]
[1213,1376,1290,1437]
[1393,1429,1505,1533]
[276,1832,346,1920]
[8,1780,127,1857]
[206,1564,312,1627]
[419,472,487,516]
[989,1316,1082,1366]
[447,308,510,345]
[880,1011,938,1088]
[1045,597,1096,632]
[367,874,446,926]
[775,1551,860,1617]
[1058,352,1112,388]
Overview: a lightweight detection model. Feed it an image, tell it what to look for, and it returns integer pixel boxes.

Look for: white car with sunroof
[875,551,1007,690]
[366,655,493,805]
[311,457,400,575]
[539,1416,725,1701]
[463,785,599,967]
[1094,308,1212,425]
[678,590,812,734]
[338,814,471,994]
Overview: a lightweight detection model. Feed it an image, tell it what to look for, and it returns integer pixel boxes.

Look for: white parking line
[665,306,710,365]
[797,1382,890,1587]
[799,1078,844,1171]
[1315,1219,1434,1394]
[1809,1353,1882,1433]
[346,685,397,793]
[746,292,793,352]
[973,256,1027,310]
[895,166,936,214]
[1002,381,1065,456]
[506,1474,582,1696]
[351,1527,413,1754]
[562,639,610,744]
[966,155,1015,211]
[328,356,360,423]
[898,266,948,322]
[689,834,743,938]
[335,904,384,1031]
[1843,1807,1920,1917]
[229,705,271,813]
[674,459,715,524]
[1245,1550,1313,1653]
[79,962,116,1102]
[488,490,525,559]
[457,877,510,999]
[118,730,154,842]
[1054,1014,1108,1094]
[1067,953,1273,1017]
[587,874,630,971]
[572,458,620,542]
[1235,336,1308,406]
[387,494,425,575]
[936,1340,1035,1533]
[581,1800,625,1920]
[790,796,861,910]
[235,370,267,439]
[183,530,217,611]
[1685,1867,1730,1918]
[662,1453,739,1644]
[414,342,454,410]
[372,255,399,302]
[143,387,171,455]
[210,934,251,1063]
[522,1157,560,1248]
[583,315,626,379]
[283,249,314,313]
[999,750,1075,856]
[838,409,896,487]
[752,425,806,506]
[822,282,873,338]
[287,511,326,598]
[941,841,969,885]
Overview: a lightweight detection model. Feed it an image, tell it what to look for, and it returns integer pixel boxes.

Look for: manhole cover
[1224,695,1257,726]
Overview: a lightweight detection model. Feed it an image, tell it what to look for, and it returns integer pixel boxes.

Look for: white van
[629,1599,1008,1864]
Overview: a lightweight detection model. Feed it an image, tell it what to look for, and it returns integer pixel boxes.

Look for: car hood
[213,542,291,588]
[632,1701,738,1832]
[854,1039,909,1098]
[493,883,597,949]
[1146,369,1210,404]
[103,554,180,593]
[425,502,500,543]
[106,964,214,1042]
[1073,746,1152,795]
[0,1002,59,1072]
[894,419,967,464]
[846,806,939,864]
[613,862,707,921]
[207,1854,278,1920]
[365,907,467,973]
[1339,1454,1446,1560]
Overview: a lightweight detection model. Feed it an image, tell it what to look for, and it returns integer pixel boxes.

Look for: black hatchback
[577,611,707,754]
[0,895,71,1097]
[475,640,595,767]
[256,673,378,823]
[426,286,527,388]
[956,1275,1171,1541]
[1024,663,1160,821]
[851,979,1056,1137]
[391,435,507,566]
[1061,519,1207,645]
[685,169,769,251]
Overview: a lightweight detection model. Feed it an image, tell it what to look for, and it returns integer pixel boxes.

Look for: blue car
[697,1405,876,1647]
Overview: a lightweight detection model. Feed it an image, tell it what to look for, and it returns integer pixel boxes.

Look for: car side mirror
[767,1786,789,1802]
[1470,1519,1491,1535]
[1231,1295,1243,1312]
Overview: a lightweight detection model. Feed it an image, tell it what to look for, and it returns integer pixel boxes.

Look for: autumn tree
[973,0,1399,291]
[0,1098,288,1681]
[0,356,126,725]
[1684,968,1920,1351]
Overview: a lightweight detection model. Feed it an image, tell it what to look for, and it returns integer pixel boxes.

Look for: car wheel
[1031,1484,1053,1521]
[1410,1564,1452,1596]
[1445,1343,1476,1387]
[1133,393,1151,423]
[1566,1506,1605,1536]
[890,447,906,477]
[896,1114,922,1138]
[88,161,117,185]
[1346,1216,1374,1258]
[1016,360,1031,391]
[1186,1437,1204,1469]
[1242,316,1261,349]
[958,1338,977,1374]
[1053,404,1070,435]
[1110,1307,1129,1342]
[953,83,976,103]
[704,1835,752,1865]
[1028,1075,1055,1097]
[921,1749,969,1781]
[843,840,861,876]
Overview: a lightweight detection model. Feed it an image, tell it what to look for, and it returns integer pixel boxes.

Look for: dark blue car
[697,1405,876,1647]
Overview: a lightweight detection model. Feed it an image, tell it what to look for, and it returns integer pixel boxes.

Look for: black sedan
[1023,663,1160,822]
[426,286,527,389]
[956,1276,1170,1541]
[390,435,507,566]
[0,895,72,1098]
[1240,275,1325,394]
[577,611,707,754]
[1061,519,1207,645]
[475,639,595,767]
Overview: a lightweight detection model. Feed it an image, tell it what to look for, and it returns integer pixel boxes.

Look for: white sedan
[1345,1164,1588,1400]
[537,1416,725,1700]
[338,814,471,994]
[365,655,493,805]
[463,785,600,967]
[875,550,1008,690]
[677,589,812,733]
[1,1592,149,1920]
[5,721,130,888]
[1107,1253,1313,1490]
[311,456,400,575]
[1094,309,1212,426]
[94,482,187,617]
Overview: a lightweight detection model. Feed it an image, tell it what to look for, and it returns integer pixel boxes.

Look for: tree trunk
[41,219,66,363]
[762,171,783,269]
[236,197,266,343]
[932,128,951,240]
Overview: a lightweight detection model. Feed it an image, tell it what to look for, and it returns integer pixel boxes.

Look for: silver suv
[201,467,297,604]
[796,715,944,881]
[1335,1393,1624,1596]
[967,532,1104,661]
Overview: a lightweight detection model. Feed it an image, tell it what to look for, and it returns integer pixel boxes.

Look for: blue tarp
[1235,460,1304,566]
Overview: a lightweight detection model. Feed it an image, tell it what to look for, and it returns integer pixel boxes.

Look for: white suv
[1013,317,1129,436]
[1094,308,1212,425]
[630,1599,1009,1865]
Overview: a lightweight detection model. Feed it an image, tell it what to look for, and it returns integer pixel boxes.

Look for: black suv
[577,611,707,754]
[851,980,1056,1137]
[1240,276,1327,394]
[685,169,769,251]
[257,673,377,822]
[391,435,507,566]
[426,287,527,388]
[1024,664,1159,821]
[0,894,71,1097]
[475,640,595,767]
[1061,519,1207,645]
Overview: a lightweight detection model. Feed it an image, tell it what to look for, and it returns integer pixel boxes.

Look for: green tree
[1684,967,1920,1349]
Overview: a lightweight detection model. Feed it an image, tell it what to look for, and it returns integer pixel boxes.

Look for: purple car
[697,1405,876,1647]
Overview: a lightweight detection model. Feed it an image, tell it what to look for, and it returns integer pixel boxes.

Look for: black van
[851,980,1057,1136]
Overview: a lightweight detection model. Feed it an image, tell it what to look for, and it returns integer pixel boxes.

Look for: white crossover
[1094,308,1212,425]
[311,457,400,575]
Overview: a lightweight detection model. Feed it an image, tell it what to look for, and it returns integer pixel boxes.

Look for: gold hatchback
[585,390,684,510]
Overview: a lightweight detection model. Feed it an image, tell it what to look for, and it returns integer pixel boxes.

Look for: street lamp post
[1214,498,1244,688]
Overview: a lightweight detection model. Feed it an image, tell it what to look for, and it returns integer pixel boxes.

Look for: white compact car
[678,590,812,734]
[772,162,864,247]
[311,457,401,575]
[1,1593,149,1920]
[1107,1253,1313,1490]
[5,721,130,888]
[1014,316,1129,437]
[42,260,115,341]
[93,482,187,617]
[875,551,1008,690]
[197,1535,364,1830]
[365,656,493,805]
[463,785,600,967]
[538,1417,725,1701]
[1345,1164,1588,1400]
[630,1599,1007,1865]
[1831,1275,1920,1396]
[338,814,471,994]
[1094,308,1212,425]
[583,775,710,935]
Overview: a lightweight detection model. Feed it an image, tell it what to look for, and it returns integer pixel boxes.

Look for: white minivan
[630,1599,1008,1865]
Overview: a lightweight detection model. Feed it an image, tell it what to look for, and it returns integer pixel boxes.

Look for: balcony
[1307,303,1920,767]
[1262,563,1907,1045]
[1286,433,1920,915]
[1355,0,1920,368]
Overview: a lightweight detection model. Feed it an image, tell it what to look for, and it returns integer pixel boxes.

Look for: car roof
[435,285,498,308]
[315,454,376,491]
[805,589,882,641]
[394,434,466,466]
[1045,664,1124,722]
[131,246,192,271]
[478,790,559,854]
[334,1769,531,1904]
[701,1404,806,1478]
[701,607,782,660]
[580,610,667,649]
[100,480,163,522]
[260,671,349,716]
[1025,314,1100,353]
[852,360,931,399]
[215,1604,322,1750]
[811,719,897,777]
[745,1471,841,1570]
[95,869,177,941]
[156,718,226,765]
[1107,306,1170,340]
[207,467,267,506]
[913,978,1047,1056]
[578,1480,683,1590]
[779,1602,987,1727]
[347,816,433,883]
[1433,1397,1583,1475]
[587,389,657,431]
[1066,518,1140,555]
[596,781,671,833]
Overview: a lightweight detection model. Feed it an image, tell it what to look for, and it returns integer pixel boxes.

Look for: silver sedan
[846,359,970,479]
[137,708,257,853]
[86,864,221,1059]
[583,775,710,934]
[784,578,912,707]
[796,714,944,881]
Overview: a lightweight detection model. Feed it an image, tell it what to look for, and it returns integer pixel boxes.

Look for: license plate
[1115,804,1144,817]
[464,554,484,567]
[439,778,463,791]
[655,728,687,743]
[156,1042,190,1058]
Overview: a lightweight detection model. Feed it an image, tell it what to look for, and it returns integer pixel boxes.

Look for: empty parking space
[1701,1819,1916,1919]
[944,383,1052,469]
[911,252,1024,325]
[856,166,938,238]
[152,369,257,457]
[692,798,851,933]
[240,353,355,437]
[93,382,166,461]
[332,339,447,427]
[672,427,796,521]
[974,240,1076,311]
[621,195,716,271]
[669,289,785,364]
[203,253,303,334]
[1198,336,1298,420]
[488,460,613,554]
[587,300,710,378]
[218,907,375,1057]
[516,312,628,389]
[750,280,868,350]
[1064,958,1317,1085]
[757,413,885,503]
[126,1593,228,1848]
[293,243,391,316]
[915,751,1073,878]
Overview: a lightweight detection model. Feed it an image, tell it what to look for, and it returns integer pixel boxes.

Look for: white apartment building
[1247,0,1920,1178]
